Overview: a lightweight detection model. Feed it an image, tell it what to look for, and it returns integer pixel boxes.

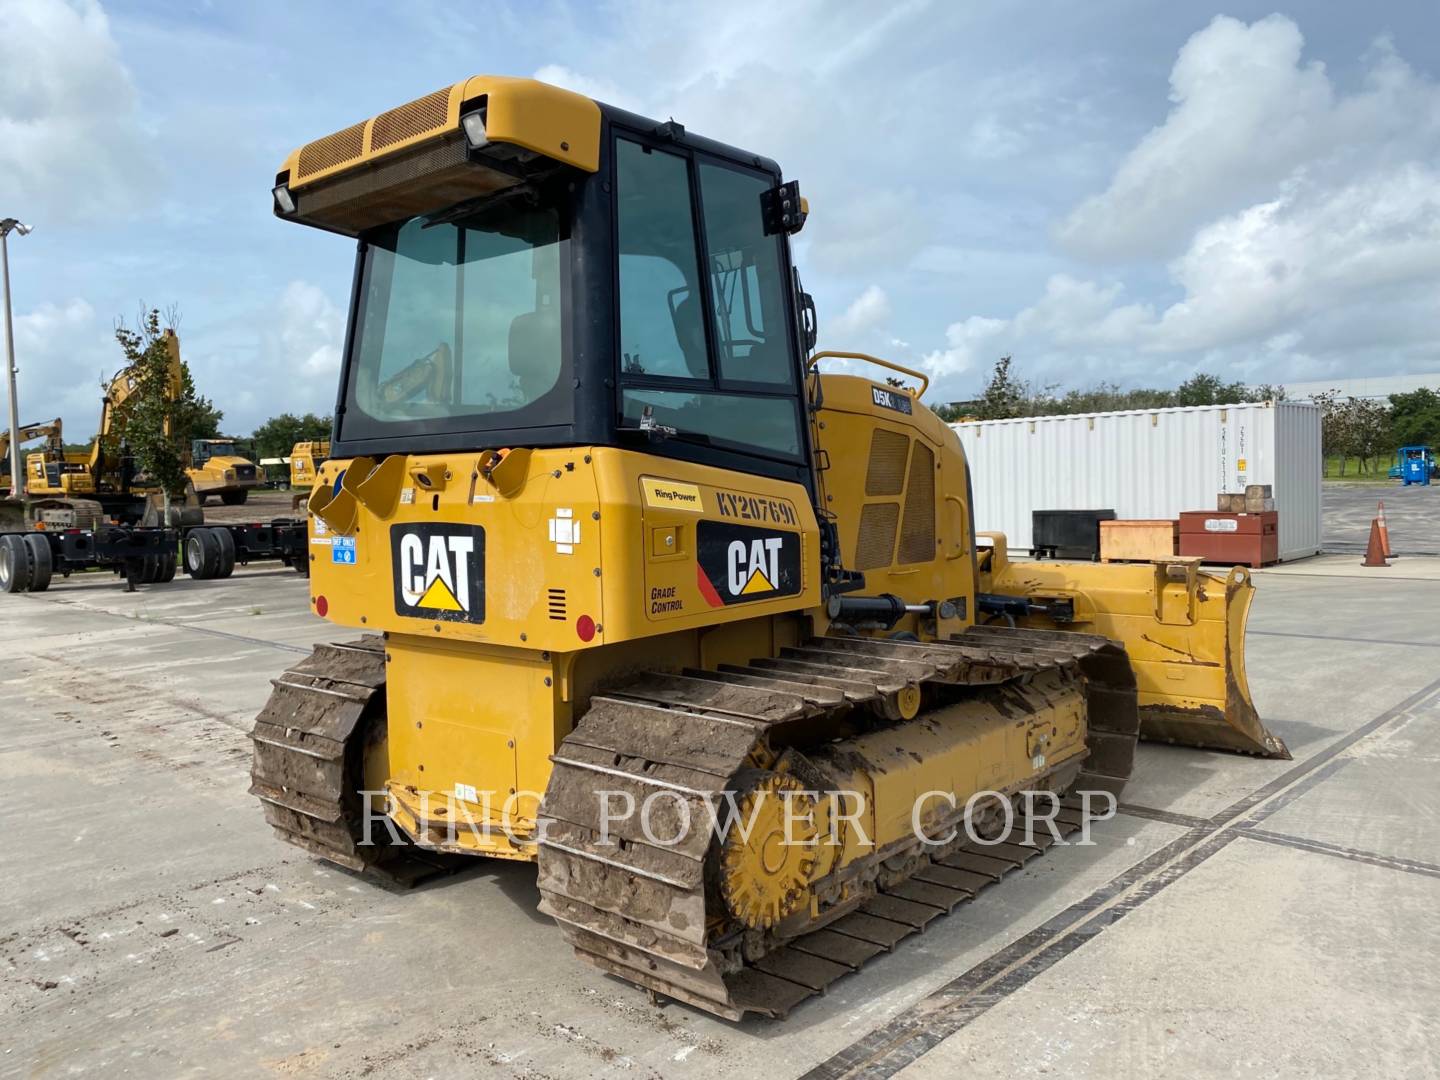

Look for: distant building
[1284,373,1440,401]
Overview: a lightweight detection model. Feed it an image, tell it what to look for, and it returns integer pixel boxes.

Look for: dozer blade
[978,534,1288,759]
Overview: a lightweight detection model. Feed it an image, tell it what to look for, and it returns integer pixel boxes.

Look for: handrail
[806,350,930,400]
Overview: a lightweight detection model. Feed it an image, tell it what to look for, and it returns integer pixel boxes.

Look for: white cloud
[924,16,1440,399]
[1058,16,1440,262]
[922,316,1007,380]
[276,280,345,379]
[9,298,119,430]
[827,285,891,341]
[0,0,152,221]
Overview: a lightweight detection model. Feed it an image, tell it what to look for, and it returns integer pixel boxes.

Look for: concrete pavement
[3,560,1438,1078]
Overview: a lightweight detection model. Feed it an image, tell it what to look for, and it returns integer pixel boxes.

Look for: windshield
[340,192,571,442]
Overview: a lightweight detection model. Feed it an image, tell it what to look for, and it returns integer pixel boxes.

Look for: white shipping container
[952,401,1322,562]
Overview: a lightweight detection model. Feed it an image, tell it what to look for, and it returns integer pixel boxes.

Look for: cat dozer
[250,75,1285,1020]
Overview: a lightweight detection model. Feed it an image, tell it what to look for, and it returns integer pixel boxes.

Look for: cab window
[614,136,802,461]
[616,140,708,380]
[698,162,794,387]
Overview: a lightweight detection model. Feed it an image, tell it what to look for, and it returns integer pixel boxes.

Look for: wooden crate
[1099,519,1179,563]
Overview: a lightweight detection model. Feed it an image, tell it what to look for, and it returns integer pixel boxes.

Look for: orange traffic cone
[1377,500,1392,557]
[1363,518,1389,567]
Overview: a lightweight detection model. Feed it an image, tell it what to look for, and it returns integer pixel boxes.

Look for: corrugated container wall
[953,402,1322,562]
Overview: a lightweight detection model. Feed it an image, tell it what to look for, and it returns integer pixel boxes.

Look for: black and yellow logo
[390,524,485,623]
[696,520,801,607]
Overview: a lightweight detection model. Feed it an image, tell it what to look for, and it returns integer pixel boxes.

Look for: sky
[2,0,1438,434]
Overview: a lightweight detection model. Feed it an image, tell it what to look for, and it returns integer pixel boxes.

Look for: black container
[1031,509,1116,560]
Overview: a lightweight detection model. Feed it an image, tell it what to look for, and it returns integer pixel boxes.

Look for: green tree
[976,356,1028,420]
[1343,398,1391,474]
[1173,372,1272,406]
[252,412,333,460]
[1388,387,1440,448]
[114,307,210,514]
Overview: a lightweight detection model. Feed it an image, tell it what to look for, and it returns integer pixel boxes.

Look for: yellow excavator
[11,328,201,527]
[0,417,64,492]
[250,76,1287,1020]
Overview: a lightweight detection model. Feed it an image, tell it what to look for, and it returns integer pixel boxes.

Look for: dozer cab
[251,75,1286,1020]
[187,438,262,505]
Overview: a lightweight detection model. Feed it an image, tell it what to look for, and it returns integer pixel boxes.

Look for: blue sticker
[332,535,357,564]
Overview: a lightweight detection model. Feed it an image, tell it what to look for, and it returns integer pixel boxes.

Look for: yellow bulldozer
[251,76,1287,1020]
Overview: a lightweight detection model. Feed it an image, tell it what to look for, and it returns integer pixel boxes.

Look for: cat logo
[390,523,486,623]
[696,520,801,607]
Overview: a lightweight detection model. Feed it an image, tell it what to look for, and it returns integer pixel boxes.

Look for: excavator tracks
[536,625,1139,1020]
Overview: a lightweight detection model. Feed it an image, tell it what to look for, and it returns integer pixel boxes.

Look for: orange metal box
[1178,511,1278,567]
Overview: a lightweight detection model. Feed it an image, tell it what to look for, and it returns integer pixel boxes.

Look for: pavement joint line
[1251,629,1440,650]
[1239,829,1440,881]
[1117,803,1210,829]
[803,670,1440,1080]
[1209,673,1440,830]
[15,590,312,657]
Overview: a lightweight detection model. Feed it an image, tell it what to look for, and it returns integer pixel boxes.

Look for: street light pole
[1,218,33,499]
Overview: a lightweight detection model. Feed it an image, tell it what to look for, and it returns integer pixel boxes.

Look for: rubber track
[536,625,1139,1020]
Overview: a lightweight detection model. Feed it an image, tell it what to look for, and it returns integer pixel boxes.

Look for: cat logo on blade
[390,523,486,623]
[696,520,801,607]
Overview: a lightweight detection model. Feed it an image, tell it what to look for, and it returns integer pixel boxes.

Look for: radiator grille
[855,503,899,569]
[865,429,910,496]
[370,87,451,152]
[297,121,366,181]
[547,588,567,621]
[898,441,936,563]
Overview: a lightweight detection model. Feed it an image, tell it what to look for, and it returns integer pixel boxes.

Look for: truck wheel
[214,527,237,578]
[156,551,177,583]
[22,534,53,592]
[0,535,32,594]
[185,528,222,579]
[293,554,311,578]
[221,490,248,506]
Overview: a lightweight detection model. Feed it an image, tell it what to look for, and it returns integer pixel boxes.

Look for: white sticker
[400,487,415,505]
[310,536,333,546]
[548,509,580,555]
[1204,518,1239,533]
[313,517,329,537]
[454,782,479,804]
[472,493,495,504]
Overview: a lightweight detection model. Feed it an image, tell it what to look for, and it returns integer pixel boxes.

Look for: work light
[460,110,488,150]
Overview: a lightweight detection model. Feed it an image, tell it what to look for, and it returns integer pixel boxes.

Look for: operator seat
[508,302,563,403]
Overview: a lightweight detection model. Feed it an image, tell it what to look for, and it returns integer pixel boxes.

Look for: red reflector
[575,614,596,642]
[315,595,329,617]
